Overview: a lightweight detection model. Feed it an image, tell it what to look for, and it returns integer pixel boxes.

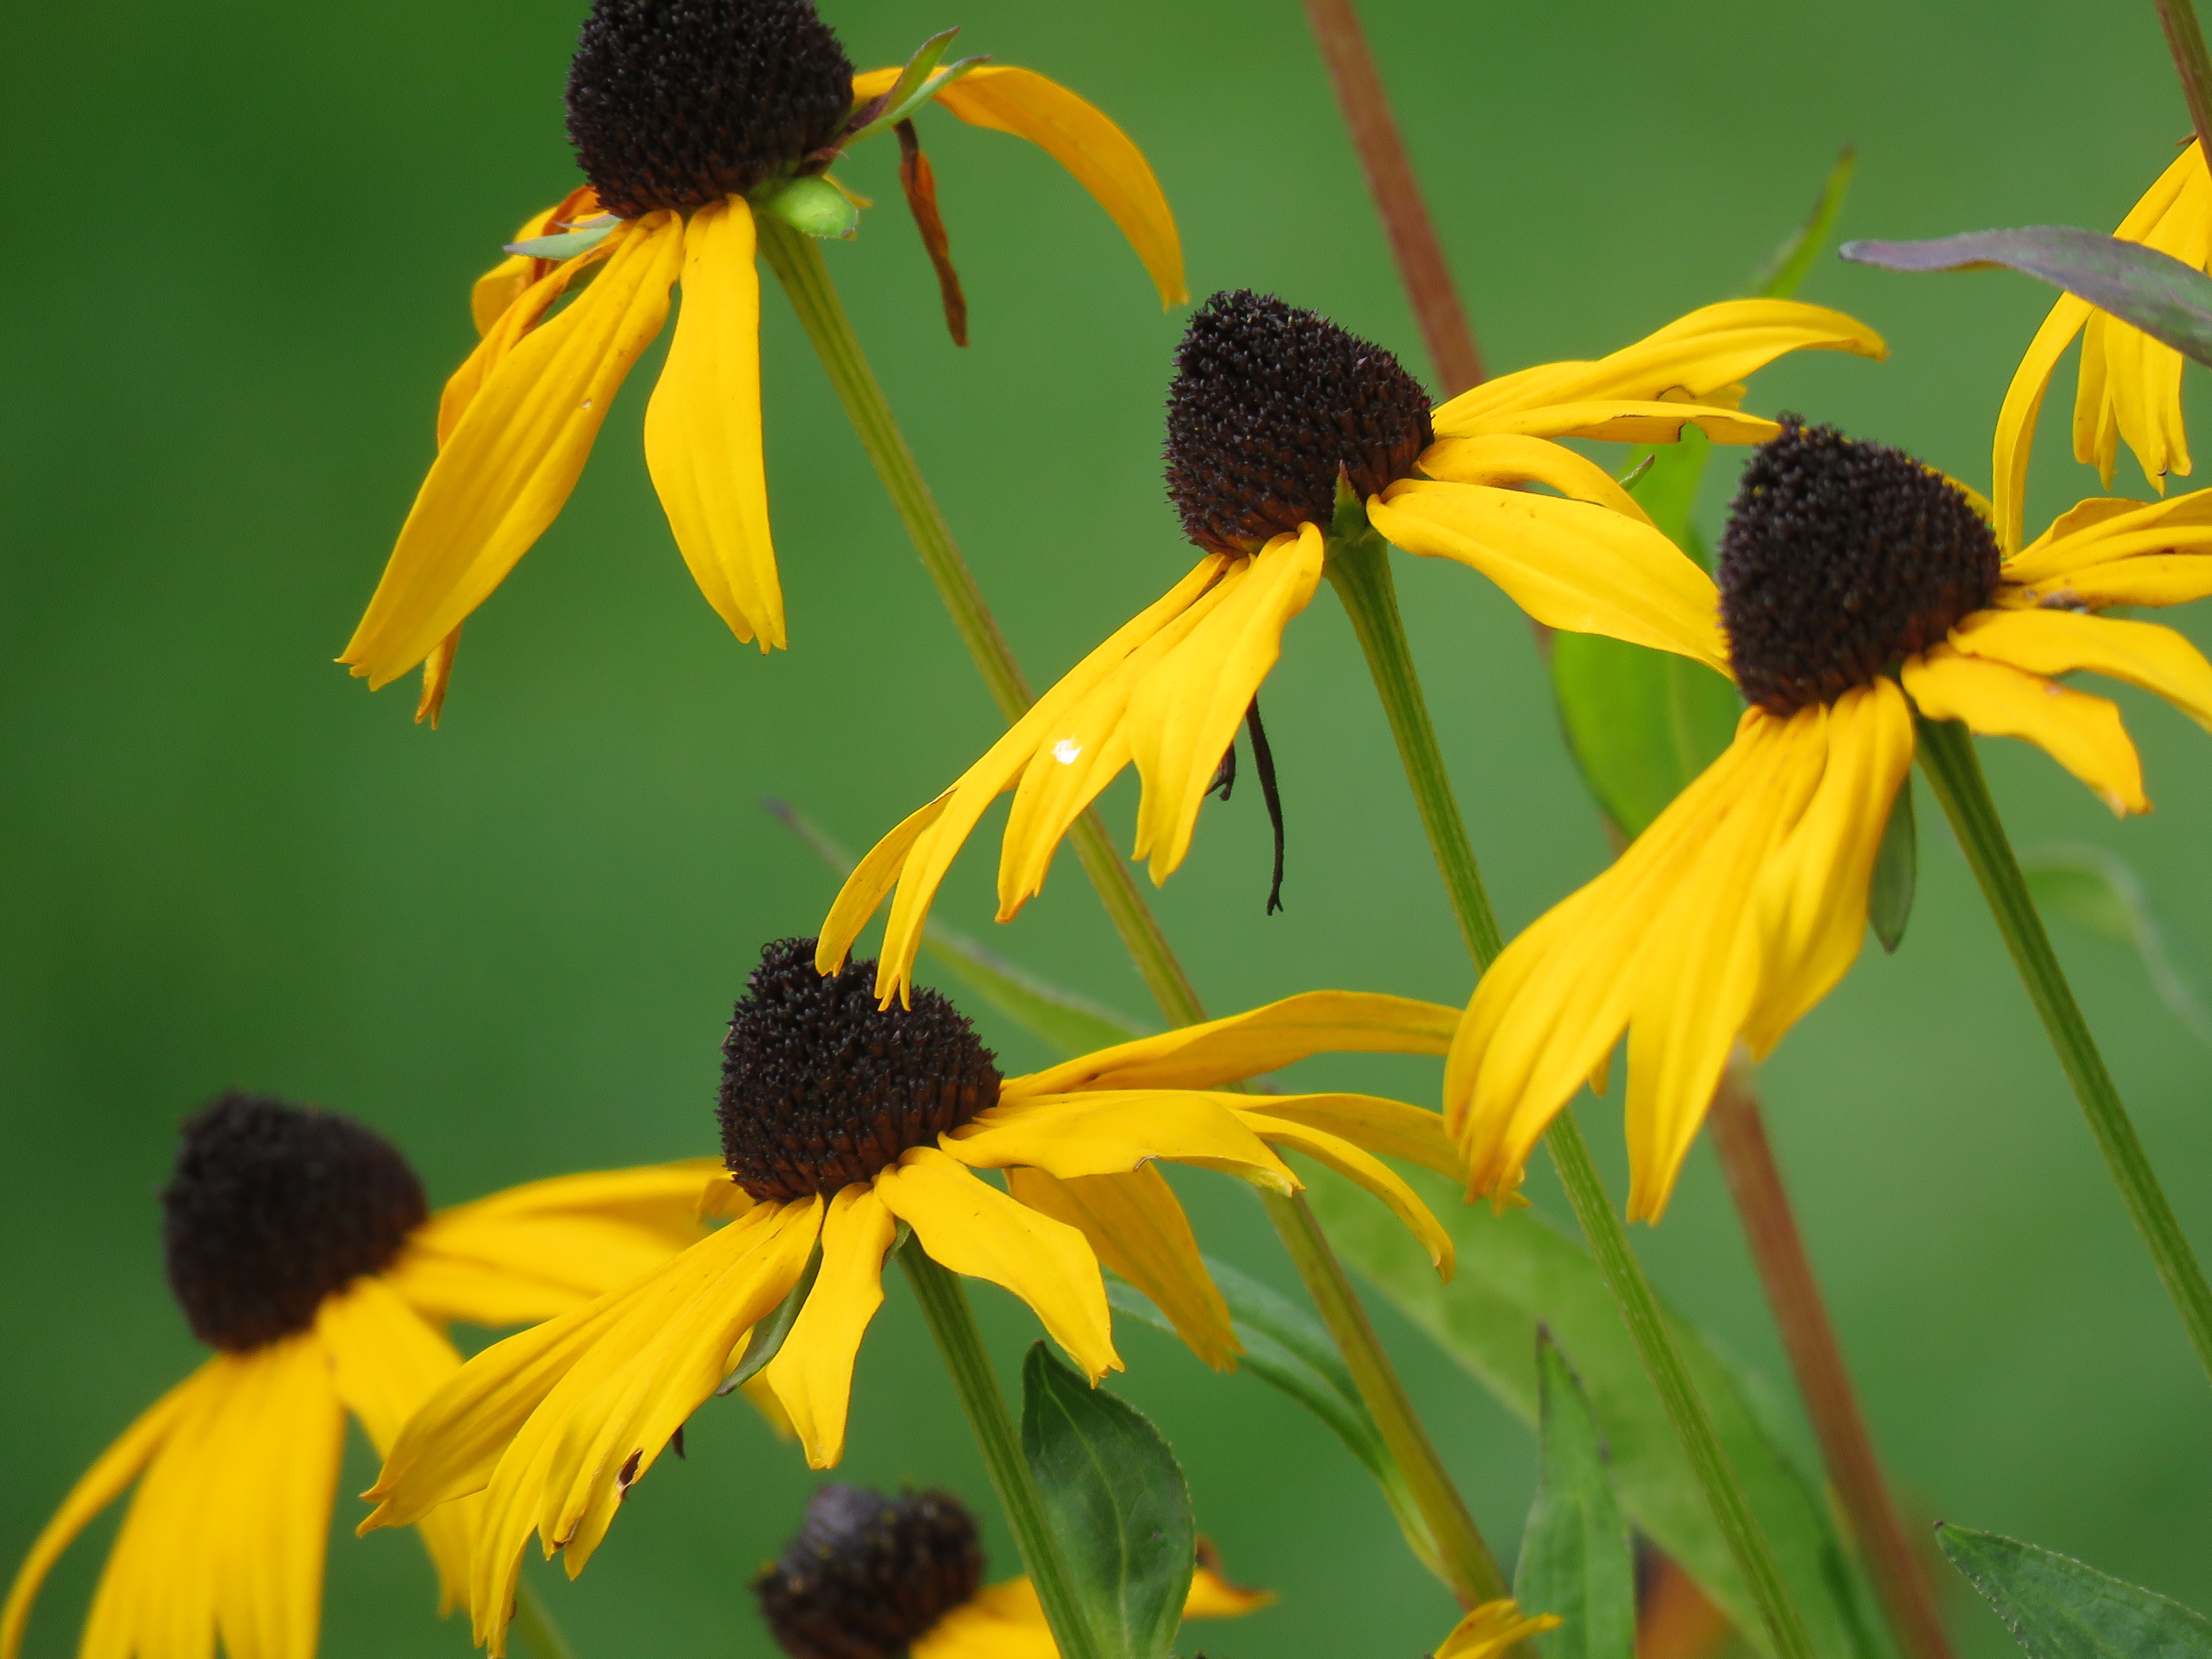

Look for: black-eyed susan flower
[1,1093,713,1659]
[820,291,1883,1007]
[1432,1600,1562,1659]
[751,1485,1269,1659]
[361,938,1467,1653]
[344,0,1185,721]
[1995,142,2212,551]
[1447,419,2212,1222]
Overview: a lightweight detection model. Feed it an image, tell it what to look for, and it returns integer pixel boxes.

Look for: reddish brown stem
[1300,0,1484,394]
[1708,1071,1955,1659]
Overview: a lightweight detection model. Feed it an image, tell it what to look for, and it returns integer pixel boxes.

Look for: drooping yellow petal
[1432,301,1884,439]
[877,1146,1121,1380]
[1004,989,1459,1100]
[1994,293,2097,555]
[1903,646,2148,815]
[644,197,783,649]
[1435,1599,1564,1659]
[762,1184,897,1470]
[1127,525,1324,881]
[2002,489,2212,587]
[1416,433,1657,522]
[1455,399,1781,447]
[1005,1166,1239,1372]
[1230,1092,1464,1180]
[341,213,684,689]
[1950,606,2212,731]
[2009,554,2212,611]
[816,789,954,976]
[922,66,1185,308]
[1370,479,1731,673]
[470,188,603,338]
[1241,1113,1454,1277]
[944,1092,1296,1190]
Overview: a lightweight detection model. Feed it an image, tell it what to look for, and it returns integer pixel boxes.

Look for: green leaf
[1306,1163,1887,1659]
[846,27,989,146]
[1516,1332,1636,1659]
[1936,1524,2212,1659]
[2020,844,2212,1049]
[1868,777,1917,954]
[1550,632,1740,842]
[758,175,859,240]
[1751,147,1857,301]
[1021,1343,1195,1659]
[717,1241,823,1395]
[503,215,618,261]
[1839,228,2212,370]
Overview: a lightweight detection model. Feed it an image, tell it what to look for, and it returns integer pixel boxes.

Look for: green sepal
[1867,775,1917,954]
[1936,1523,2212,1659]
[717,1239,822,1395]
[1515,1331,1636,1659]
[504,215,618,261]
[759,175,859,240]
[1020,1343,1195,1659]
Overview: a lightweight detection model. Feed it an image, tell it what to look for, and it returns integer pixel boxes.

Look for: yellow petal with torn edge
[763,1184,897,1470]
[343,213,684,688]
[877,1147,1120,1380]
[1903,647,2148,815]
[645,197,783,649]
[2004,490,2212,585]
[1240,1114,1453,1278]
[1371,480,1730,673]
[1234,1092,1465,1180]
[1007,1166,1239,1372]
[944,1092,1295,1190]
[1951,607,2212,731]
[1004,989,1460,1100]
[2013,554,2212,610]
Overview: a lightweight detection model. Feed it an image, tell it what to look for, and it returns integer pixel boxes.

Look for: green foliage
[1515,1333,1636,1659]
[1868,779,1918,954]
[2021,844,2212,1049]
[1936,1524,2212,1659]
[1020,1344,1196,1659]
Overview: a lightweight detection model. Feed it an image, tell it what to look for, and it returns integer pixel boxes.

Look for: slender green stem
[1328,522,1814,1659]
[510,1578,579,1659]
[1915,715,2212,1381]
[900,1242,1107,1659]
[2157,0,2212,161]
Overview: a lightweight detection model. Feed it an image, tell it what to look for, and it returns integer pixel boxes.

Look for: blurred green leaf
[1516,1332,1636,1659]
[1021,1343,1195,1659]
[1752,147,1858,301]
[1869,779,1917,954]
[1936,1524,2212,1659]
[1839,228,2212,368]
[2020,844,2212,1050]
[1307,1164,1887,1659]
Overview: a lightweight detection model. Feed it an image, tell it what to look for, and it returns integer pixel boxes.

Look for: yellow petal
[1416,433,1657,522]
[912,1580,1058,1659]
[1903,647,2148,815]
[1241,1112,1455,1278]
[1949,607,2212,731]
[341,213,684,689]
[762,1185,897,1469]
[470,188,602,337]
[816,789,954,975]
[2012,554,2212,610]
[944,1092,1296,1190]
[1003,989,1459,1099]
[1232,1092,1464,1180]
[1455,398,1781,447]
[644,197,783,649]
[926,66,1186,308]
[1994,293,2095,555]
[1006,1166,1240,1372]
[2003,489,2212,587]
[1433,300,1884,438]
[1370,479,1731,673]
[415,625,462,728]
[877,1146,1121,1380]
[1183,1547,1276,1618]
[1436,1600,1564,1659]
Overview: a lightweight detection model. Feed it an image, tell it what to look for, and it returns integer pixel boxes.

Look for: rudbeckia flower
[343,0,1184,721]
[820,289,1883,1007]
[1448,419,2212,1221]
[1,1093,714,1659]
[1995,141,2212,550]
[361,938,1467,1653]
[751,1484,1269,1659]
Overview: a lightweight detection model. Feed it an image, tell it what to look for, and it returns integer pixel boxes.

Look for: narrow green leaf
[1936,1524,2212,1659]
[503,216,618,260]
[1868,777,1917,954]
[717,1241,823,1395]
[1516,1333,1636,1659]
[2020,845,2212,1049]
[1752,146,1857,301]
[758,175,859,240]
[1839,228,2212,370]
[1550,633,1740,841]
[1021,1344,1195,1659]
[1306,1164,1887,1659]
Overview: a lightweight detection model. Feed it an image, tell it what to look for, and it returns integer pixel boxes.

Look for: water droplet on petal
[1052,739,1082,765]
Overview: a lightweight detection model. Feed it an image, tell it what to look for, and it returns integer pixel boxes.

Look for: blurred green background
[7,2,2212,1657]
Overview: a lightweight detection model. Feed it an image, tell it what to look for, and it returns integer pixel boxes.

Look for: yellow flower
[1995,142,2212,551]
[1448,419,2212,1221]
[361,939,1466,1654]
[751,1485,1269,1659]
[1,1093,712,1659]
[819,291,1883,1008]
[1432,1600,1563,1659]
[342,0,1184,722]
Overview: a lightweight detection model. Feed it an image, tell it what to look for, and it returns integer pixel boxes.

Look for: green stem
[900,1242,1107,1659]
[1328,522,1814,1659]
[757,216,1206,1027]
[2156,0,2212,162]
[510,1578,579,1659]
[1914,714,2212,1381]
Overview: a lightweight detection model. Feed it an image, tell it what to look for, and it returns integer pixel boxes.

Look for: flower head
[361,939,1468,1653]
[2,1094,712,1659]
[1448,418,2212,1220]
[823,297,1883,1008]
